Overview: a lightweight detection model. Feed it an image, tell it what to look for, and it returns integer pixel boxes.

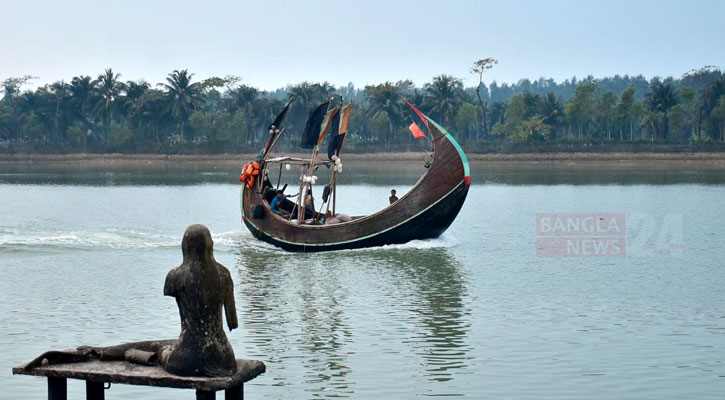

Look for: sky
[1,0,724,91]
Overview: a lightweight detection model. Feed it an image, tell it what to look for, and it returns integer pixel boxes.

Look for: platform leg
[48,377,67,400]
[86,380,105,400]
[225,384,243,400]
[196,389,216,400]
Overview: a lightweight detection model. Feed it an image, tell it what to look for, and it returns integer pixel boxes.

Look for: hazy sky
[2,0,724,90]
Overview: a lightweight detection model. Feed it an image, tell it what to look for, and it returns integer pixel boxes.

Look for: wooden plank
[14,359,265,392]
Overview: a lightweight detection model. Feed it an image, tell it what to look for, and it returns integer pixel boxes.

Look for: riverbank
[1,152,725,167]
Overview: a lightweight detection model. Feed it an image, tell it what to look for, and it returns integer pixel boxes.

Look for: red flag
[409,122,426,139]
[398,94,430,130]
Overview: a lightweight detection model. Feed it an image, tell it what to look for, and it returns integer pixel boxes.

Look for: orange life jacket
[239,161,261,188]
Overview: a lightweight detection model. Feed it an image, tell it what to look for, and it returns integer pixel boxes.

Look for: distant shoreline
[1,152,724,166]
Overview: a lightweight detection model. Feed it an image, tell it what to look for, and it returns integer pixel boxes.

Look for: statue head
[181,224,214,264]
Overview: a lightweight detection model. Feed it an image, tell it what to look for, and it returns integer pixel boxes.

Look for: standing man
[389,189,399,204]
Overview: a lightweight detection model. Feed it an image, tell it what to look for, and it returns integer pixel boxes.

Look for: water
[1,162,724,399]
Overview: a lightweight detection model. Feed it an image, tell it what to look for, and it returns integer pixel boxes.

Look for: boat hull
[243,181,468,252]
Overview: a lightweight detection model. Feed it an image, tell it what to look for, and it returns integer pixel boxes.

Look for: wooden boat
[240,103,470,252]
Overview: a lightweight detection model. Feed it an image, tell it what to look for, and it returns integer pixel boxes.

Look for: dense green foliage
[1,66,724,154]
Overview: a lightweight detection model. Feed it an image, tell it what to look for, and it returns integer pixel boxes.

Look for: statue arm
[163,268,178,297]
[221,266,239,331]
[225,292,238,331]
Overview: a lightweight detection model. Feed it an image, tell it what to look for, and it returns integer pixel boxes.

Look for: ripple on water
[3,182,725,399]
[230,240,475,397]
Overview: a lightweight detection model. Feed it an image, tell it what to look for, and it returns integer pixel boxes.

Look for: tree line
[1,64,724,154]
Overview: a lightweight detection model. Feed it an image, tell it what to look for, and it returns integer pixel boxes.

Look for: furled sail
[300,103,328,149]
[264,101,292,154]
[327,105,350,159]
[269,101,291,131]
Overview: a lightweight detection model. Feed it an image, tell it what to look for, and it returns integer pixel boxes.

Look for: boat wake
[234,233,461,256]
[0,227,180,252]
[0,227,258,253]
[0,226,458,255]
[375,234,460,250]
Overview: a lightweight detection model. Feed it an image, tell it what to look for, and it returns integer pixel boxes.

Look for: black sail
[300,103,328,149]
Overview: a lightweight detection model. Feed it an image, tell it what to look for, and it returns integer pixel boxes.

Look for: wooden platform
[13,358,265,399]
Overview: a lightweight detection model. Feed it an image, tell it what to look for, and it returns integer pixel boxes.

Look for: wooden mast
[297,97,336,222]
[330,104,350,217]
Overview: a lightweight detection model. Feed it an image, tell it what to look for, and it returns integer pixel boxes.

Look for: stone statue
[162,224,238,376]
[24,224,239,377]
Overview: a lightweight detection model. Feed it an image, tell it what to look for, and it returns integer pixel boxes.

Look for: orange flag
[409,122,426,139]
[339,105,351,134]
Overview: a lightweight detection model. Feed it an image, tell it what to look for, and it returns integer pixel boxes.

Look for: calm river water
[1,161,724,399]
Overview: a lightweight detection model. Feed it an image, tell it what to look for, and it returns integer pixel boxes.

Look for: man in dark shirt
[389,189,399,204]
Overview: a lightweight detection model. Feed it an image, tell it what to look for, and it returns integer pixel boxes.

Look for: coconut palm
[288,81,334,108]
[646,80,678,139]
[701,76,725,139]
[68,76,97,150]
[50,81,71,143]
[248,96,285,147]
[18,87,54,143]
[160,69,204,142]
[364,81,411,145]
[123,80,151,120]
[424,75,463,129]
[1,76,35,142]
[287,82,335,137]
[93,69,126,143]
[226,84,261,143]
[539,92,564,139]
[137,90,170,147]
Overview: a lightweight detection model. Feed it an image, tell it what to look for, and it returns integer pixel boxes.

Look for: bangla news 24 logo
[536,213,685,257]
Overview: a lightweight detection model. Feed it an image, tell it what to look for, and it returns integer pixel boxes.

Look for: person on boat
[304,189,315,215]
[389,189,399,204]
[270,191,286,216]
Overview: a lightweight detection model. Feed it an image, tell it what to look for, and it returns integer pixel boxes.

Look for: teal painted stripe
[244,181,464,248]
[424,115,470,178]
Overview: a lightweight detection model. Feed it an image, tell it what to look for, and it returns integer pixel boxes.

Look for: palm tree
[424,75,463,129]
[646,80,678,139]
[160,69,204,142]
[287,82,335,138]
[227,84,260,144]
[18,88,54,143]
[701,76,725,139]
[137,90,169,148]
[1,76,36,143]
[123,80,151,120]
[288,81,334,108]
[69,76,96,150]
[539,92,563,139]
[50,81,70,144]
[94,68,125,143]
[364,81,410,145]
